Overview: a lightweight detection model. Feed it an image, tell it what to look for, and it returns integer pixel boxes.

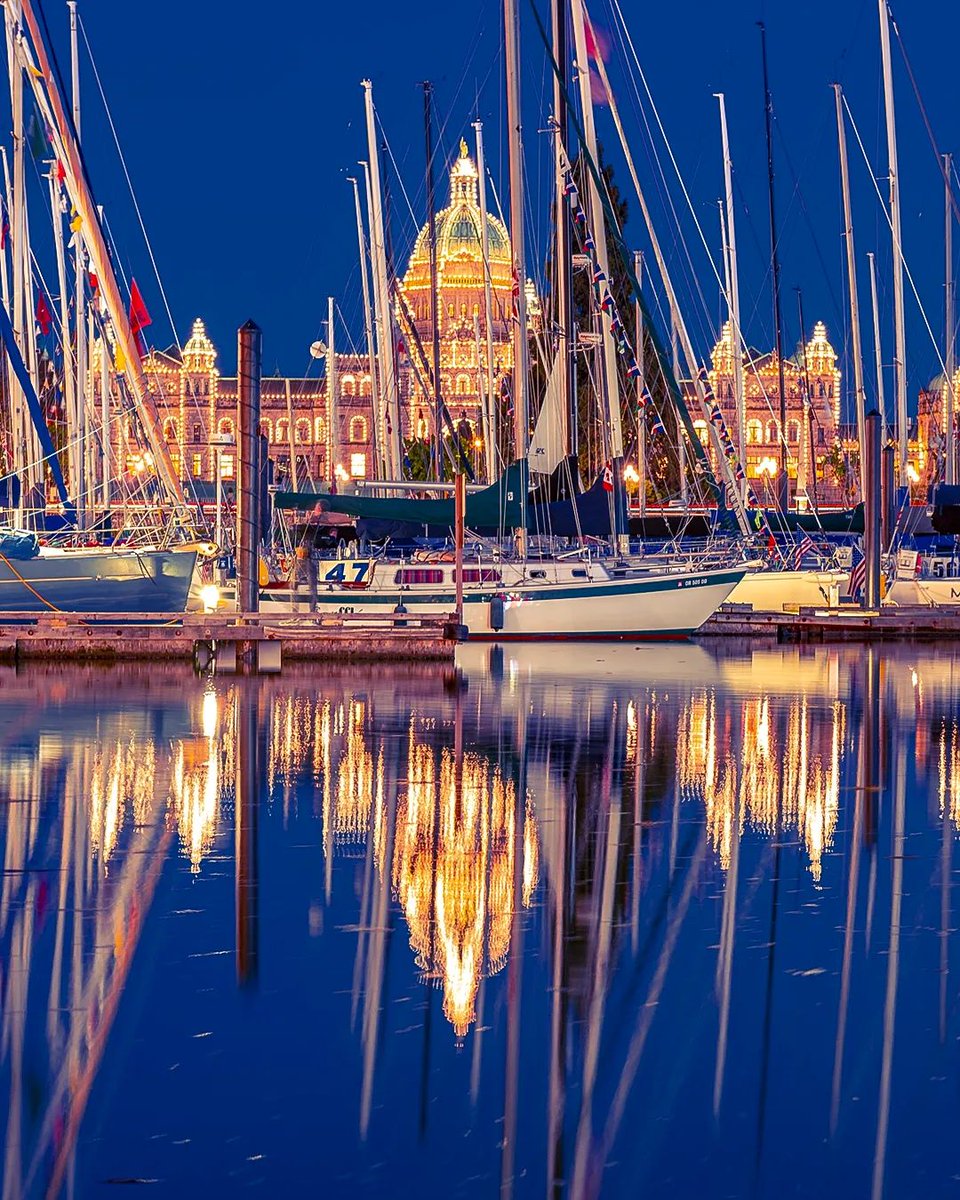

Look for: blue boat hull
[0,548,197,612]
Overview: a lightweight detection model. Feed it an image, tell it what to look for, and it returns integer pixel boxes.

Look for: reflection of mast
[872,734,905,1200]
[713,759,740,1116]
[831,647,878,1131]
[500,703,527,1200]
[236,682,260,988]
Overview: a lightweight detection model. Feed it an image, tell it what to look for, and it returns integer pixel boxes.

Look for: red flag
[128,278,152,345]
[602,461,614,492]
[35,291,52,336]
[87,271,99,295]
[0,208,8,250]
[56,159,65,183]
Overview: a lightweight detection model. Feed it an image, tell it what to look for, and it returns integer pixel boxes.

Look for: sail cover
[527,354,567,476]
[274,461,526,533]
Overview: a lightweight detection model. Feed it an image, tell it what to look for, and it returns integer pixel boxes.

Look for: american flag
[790,534,815,569]
[847,545,866,601]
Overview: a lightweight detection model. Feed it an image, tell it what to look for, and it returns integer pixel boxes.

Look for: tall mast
[327,297,339,485]
[571,0,626,547]
[945,153,955,486]
[16,0,186,514]
[759,22,790,515]
[833,84,867,494]
[472,121,497,483]
[350,173,380,479]
[422,82,443,481]
[878,0,908,478]
[503,0,529,472]
[49,170,80,513]
[69,0,88,522]
[551,0,575,476]
[634,249,645,517]
[716,93,746,499]
[361,80,401,478]
[868,251,887,436]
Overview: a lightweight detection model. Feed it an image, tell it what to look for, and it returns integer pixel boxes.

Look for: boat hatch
[394,568,445,586]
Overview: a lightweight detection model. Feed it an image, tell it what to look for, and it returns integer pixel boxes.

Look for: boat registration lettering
[678,576,708,588]
[319,559,374,587]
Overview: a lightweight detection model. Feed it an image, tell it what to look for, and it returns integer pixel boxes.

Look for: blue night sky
[54,0,960,412]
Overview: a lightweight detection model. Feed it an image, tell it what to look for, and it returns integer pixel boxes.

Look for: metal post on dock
[237,320,262,619]
[235,681,259,988]
[881,443,896,552]
[864,409,881,609]
[454,472,466,630]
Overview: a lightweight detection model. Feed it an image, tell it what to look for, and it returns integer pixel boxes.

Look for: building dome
[182,318,217,372]
[405,140,512,288]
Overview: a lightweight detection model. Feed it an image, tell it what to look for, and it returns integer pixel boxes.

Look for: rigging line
[77,15,179,355]
[843,94,948,383]
[887,3,960,226]
[374,113,419,229]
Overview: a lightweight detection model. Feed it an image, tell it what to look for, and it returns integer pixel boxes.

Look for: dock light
[199,583,220,612]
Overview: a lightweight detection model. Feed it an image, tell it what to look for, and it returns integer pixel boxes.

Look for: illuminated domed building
[398,139,516,444]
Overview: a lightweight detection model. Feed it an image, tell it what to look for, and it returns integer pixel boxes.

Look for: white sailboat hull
[245,564,745,640]
[727,569,849,611]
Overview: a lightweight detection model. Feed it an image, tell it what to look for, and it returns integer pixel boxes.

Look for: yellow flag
[69,213,82,233]
[114,345,126,373]
[29,65,43,79]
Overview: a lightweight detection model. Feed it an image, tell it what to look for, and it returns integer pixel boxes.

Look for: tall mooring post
[863,409,881,610]
[237,320,262,616]
[881,443,896,552]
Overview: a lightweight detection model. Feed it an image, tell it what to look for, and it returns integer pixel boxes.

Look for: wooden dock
[0,610,462,668]
[700,602,960,643]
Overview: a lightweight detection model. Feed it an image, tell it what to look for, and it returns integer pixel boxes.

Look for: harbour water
[3,643,960,1198]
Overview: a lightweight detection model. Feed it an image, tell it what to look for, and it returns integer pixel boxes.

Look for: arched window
[295,418,312,445]
[276,417,289,444]
[693,419,710,446]
[416,416,429,439]
[259,417,272,441]
[360,375,371,397]
[314,416,326,444]
[342,375,356,397]
[192,422,203,443]
[472,303,480,318]
[349,415,368,444]
[163,418,178,442]
[766,421,778,443]
[747,419,762,445]
[787,420,801,445]
[456,373,470,395]
[217,417,234,437]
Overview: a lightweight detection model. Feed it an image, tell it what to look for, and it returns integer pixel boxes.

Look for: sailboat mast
[878,0,908,478]
[571,0,627,547]
[472,121,497,483]
[759,22,790,515]
[350,173,380,479]
[634,249,645,518]
[833,84,867,493]
[422,82,444,481]
[867,251,887,436]
[716,93,746,500]
[945,153,955,486]
[327,297,339,484]
[503,0,530,472]
[361,80,401,479]
[68,0,89,524]
[551,0,575,474]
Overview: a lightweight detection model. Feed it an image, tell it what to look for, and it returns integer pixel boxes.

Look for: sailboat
[0,0,198,612]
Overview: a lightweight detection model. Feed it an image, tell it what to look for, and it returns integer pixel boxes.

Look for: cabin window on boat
[350,453,366,477]
[457,569,501,584]
[529,569,546,579]
[295,419,312,445]
[349,416,368,443]
[394,568,444,585]
[572,568,588,578]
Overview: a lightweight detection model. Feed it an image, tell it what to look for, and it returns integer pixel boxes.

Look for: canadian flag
[602,461,614,492]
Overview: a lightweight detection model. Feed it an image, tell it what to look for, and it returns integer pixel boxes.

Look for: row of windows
[393,568,503,586]
[181,451,369,481]
[164,416,369,445]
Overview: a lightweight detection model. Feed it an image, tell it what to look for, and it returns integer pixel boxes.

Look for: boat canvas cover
[0,528,40,559]
[274,462,526,532]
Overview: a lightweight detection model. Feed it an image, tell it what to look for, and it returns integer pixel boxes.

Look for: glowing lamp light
[623,463,640,485]
[906,463,920,483]
[757,456,779,478]
[199,583,220,613]
[334,463,350,483]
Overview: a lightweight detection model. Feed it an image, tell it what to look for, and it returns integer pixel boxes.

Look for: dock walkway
[700,602,960,642]
[0,610,461,667]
